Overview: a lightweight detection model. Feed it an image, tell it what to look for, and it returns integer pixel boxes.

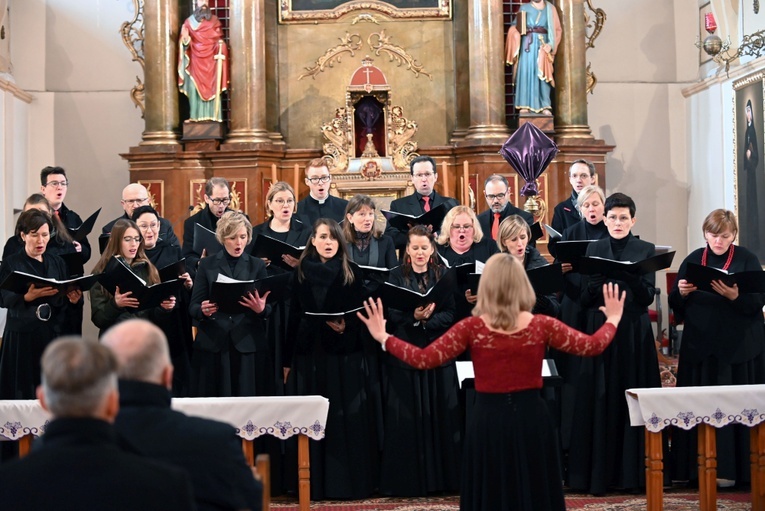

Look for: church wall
[9,0,145,339]
[276,19,456,149]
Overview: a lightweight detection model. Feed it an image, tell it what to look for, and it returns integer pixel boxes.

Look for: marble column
[140,0,180,145]
[462,0,511,145]
[554,0,593,139]
[226,0,272,145]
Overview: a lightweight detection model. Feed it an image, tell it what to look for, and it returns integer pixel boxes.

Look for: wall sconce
[696,12,765,74]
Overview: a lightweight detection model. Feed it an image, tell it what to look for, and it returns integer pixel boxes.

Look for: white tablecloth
[626,384,765,432]
[0,395,330,441]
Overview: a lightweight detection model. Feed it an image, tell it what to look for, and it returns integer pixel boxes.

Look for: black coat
[0,418,196,511]
[114,380,262,511]
[296,195,349,227]
[668,245,765,365]
[384,191,459,249]
[551,194,582,235]
[250,218,311,274]
[189,251,270,354]
[182,206,243,279]
[346,234,397,269]
[477,203,533,242]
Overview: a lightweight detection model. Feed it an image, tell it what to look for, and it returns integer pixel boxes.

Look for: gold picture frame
[279,0,451,24]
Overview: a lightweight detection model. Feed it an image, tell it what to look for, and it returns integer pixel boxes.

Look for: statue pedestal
[182,121,225,141]
[518,114,554,134]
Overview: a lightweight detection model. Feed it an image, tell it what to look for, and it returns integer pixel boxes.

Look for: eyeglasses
[45,180,68,188]
[605,215,631,224]
[413,173,435,180]
[271,199,295,206]
[485,192,507,201]
[136,222,159,231]
[451,224,474,231]
[122,236,142,243]
[306,175,331,185]
[209,197,231,206]
[122,198,148,206]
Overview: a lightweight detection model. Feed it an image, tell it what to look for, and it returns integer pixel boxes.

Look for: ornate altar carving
[320,57,419,175]
[279,1,451,24]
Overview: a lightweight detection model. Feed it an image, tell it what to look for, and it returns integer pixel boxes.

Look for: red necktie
[54,210,60,217]
[492,212,500,240]
[422,196,431,212]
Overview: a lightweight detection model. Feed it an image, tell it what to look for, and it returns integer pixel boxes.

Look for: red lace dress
[385,314,616,511]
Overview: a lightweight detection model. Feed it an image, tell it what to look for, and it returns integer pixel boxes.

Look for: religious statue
[504,0,562,116]
[178,0,229,122]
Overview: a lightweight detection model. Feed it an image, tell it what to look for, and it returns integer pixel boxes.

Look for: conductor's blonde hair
[473,253,536,330]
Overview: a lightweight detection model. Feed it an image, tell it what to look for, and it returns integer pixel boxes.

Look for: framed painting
[733,72,765,261]
[279,0,451,23]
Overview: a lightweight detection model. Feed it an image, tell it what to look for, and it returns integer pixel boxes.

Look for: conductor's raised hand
[357,297,388,344]
[599,282,626,327]
[240,289,270,314]
[114,286,140,309]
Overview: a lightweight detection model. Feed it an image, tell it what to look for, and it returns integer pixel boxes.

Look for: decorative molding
[120,0,145,116]
[367,30,432,80]
[138,180,164,217]
[584,0,606,95]
[321,108,352,172]
[279,1,451,24]
[351,13,380,25]
[585,62,597,95]
[0,77,33,103]
[681,54,765,97]
[388,105,419,170]
[298,33,363,81]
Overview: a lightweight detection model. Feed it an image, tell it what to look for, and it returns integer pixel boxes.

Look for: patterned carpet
[269,490,752,510]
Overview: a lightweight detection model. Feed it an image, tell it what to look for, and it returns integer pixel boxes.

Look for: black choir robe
[384,191,459,250]
[477,203,533,242]
[296,195,348,227]
[182,205,243,279]
[551,192,582,234]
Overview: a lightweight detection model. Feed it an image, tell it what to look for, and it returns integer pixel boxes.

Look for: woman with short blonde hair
[215,211,252,245]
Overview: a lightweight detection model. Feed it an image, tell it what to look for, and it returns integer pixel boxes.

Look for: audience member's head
[102,319,173,389]
[38,337,119,422]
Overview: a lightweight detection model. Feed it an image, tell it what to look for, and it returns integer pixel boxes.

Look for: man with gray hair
[0,337,195,510]
[102,319,263,511]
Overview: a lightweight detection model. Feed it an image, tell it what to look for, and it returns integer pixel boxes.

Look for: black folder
[98,234,111,255]
[685,263,765,294]
[67,208,101,243]
[382,203,448,232]
[58,252,85,278]
[578,251,676,277]
[193,223,222,256]
[380,266,458,311]
[350,261,396,281]
[0,270,100,295]
[530,222,544,243]
[97,257,185,311]
[158,259,187,283]
[250,235,304,271]
[553,240,597,268]
[210,272,292,314]
[543,224,563,241]
[526,263,565,295]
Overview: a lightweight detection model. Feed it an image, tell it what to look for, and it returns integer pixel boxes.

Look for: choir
[1,160,763,511]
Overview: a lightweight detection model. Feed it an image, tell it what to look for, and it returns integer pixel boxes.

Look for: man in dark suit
[101,183,179,251]
[384,155,459,251]
[40,166,92,263]
[476,174,533,243]
[182,177,240,278]
[102,319,263,511]
[296,157,348,226]
[0,336,195,511]
[551,159,595,234]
